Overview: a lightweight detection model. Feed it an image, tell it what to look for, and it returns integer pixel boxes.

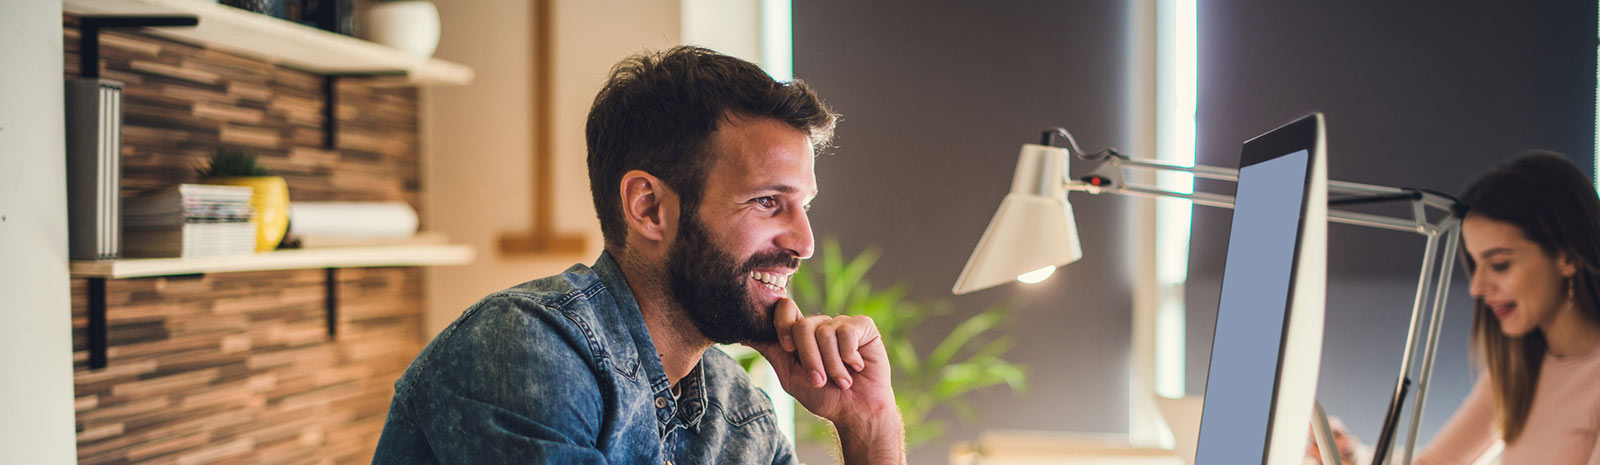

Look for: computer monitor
[1193,113,1328,465]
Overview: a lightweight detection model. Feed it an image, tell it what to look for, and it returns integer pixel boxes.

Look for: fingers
[835,319,866,372]
[791,315,827,388]
[816,321,853,390]
[773,298,801,352]
[769,299,879,391]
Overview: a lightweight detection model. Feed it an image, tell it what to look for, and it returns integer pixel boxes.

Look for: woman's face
[1463,214,1577,337]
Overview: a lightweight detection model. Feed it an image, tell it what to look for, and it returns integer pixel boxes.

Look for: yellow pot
[203,176,289,252]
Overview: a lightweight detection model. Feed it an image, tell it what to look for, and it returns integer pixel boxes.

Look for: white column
[1125,0,1164,447]
[0,0,80,463]
[1129,0,1196,448]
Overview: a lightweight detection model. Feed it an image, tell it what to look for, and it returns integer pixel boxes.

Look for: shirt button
[655,396,669,408]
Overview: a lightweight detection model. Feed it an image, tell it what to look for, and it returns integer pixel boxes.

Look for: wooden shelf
[63,0,474,86]
[71,244,475,278]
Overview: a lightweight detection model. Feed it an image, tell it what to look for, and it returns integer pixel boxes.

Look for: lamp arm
[1115,156,1240,182]
[1062,152,1460,236]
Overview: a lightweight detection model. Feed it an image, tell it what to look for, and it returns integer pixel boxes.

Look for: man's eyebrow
[748,184,819,198]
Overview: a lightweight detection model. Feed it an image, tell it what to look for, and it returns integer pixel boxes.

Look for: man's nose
[779,209,814,260]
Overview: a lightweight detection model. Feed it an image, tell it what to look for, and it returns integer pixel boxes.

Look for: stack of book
[123,184,257,258]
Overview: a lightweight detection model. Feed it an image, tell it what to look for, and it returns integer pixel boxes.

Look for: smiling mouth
[1491,302,1517,320]
[749,270,790,293]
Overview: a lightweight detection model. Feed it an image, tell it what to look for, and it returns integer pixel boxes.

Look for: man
[372,46,905,464]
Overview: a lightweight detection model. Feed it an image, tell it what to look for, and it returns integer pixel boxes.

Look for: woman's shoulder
[1538,346,1600,422]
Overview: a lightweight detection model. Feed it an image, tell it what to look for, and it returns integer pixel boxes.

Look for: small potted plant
[196,148,290,252]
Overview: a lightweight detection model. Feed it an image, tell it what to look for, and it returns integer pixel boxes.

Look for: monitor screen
[1193,148,1311,465]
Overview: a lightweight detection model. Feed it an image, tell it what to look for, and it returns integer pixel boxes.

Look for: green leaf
[196,147,271,177]
[889,338,920,378]
[970,335,1016,363]
[992,362,1029,392]
[823,240,879,315]
[790,263,821,310]
[925,308,1004,370]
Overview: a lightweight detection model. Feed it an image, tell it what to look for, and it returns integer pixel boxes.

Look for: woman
[1414,152,1600,465]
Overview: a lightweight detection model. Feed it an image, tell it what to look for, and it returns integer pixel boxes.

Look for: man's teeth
[750,271,789,290]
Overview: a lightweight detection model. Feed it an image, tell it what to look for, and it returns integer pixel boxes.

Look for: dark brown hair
[1459,151,1600,443]
[585,46,837,249]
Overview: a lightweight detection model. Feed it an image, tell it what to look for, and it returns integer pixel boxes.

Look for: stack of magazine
[123,184,257,258]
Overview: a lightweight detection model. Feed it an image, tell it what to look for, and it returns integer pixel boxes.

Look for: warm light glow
[1016,266,1057,284]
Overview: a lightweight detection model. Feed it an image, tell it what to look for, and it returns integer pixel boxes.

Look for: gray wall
[0,0,80,462]
[794,1,1137,463]
[1192,0,1597,448]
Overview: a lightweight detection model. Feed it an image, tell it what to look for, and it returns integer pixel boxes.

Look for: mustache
[741,250,800,272]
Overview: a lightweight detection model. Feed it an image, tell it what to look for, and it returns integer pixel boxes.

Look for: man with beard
[372,46,905,464]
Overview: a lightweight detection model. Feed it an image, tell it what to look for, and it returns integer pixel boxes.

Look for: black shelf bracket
[87,278,108,370]
[319,72,405,149]
[323,76,338,148]
[325,268,340,340]
[79,16,200,79]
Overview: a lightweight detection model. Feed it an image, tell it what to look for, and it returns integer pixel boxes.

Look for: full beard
[666,214,797,344]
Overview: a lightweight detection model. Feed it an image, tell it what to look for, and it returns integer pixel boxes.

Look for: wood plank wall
[64,15,429,465]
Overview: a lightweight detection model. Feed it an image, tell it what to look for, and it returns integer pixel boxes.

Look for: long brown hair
[1459,151,1600,443]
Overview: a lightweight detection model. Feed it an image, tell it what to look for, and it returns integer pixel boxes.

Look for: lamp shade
[952,144,1083,295]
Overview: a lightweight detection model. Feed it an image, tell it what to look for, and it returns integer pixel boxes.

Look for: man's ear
[620,170,678,245]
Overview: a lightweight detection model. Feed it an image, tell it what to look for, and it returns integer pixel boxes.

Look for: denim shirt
[372,252,797,464]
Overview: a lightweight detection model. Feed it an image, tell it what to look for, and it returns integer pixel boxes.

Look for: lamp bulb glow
[1016,266,1056,284]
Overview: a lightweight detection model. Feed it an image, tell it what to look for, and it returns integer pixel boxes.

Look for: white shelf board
[71,244,475,278]
[64,0,474,86]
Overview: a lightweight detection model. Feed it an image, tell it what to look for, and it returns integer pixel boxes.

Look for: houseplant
[196,148,289,252]
[752,238,1029,450]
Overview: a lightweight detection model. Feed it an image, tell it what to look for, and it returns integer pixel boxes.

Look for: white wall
[682,0,761,63]
[0,0,82,463]
[423,0,680,335]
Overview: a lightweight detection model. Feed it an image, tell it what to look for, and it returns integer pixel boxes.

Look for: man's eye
[753,197,777,208]
[1490,262,1510,272]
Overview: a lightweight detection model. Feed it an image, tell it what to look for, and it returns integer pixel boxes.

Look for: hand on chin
[744,298,899,427]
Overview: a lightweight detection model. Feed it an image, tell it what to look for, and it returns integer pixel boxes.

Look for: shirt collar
[591,251,708,429]
[592,252,673,393]
[675,360,709,429]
